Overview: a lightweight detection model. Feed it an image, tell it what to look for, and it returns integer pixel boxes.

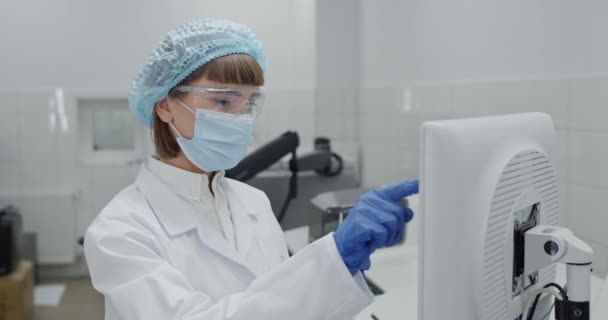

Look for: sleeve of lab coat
[85,217,374,320]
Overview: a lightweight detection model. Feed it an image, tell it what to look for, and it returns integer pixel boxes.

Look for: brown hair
[153,54,264,159]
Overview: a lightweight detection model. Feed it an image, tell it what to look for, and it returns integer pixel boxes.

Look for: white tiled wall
[253,89,317,151]
[570,78,608,130]
[567,77,608,275]
[0,90,142,263]
[0,91,71,192]
[254,88,359,162]
[314,88,360,161]
[0,92,22,193]
[357,75,608,276]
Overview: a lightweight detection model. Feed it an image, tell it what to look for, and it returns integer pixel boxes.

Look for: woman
[84,18,418,320]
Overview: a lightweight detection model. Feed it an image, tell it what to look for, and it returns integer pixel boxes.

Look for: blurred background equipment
[0,205,23,276]
[226,131,345,225]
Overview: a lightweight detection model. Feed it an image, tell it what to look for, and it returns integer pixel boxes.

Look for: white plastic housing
[419,113,560,320]
[525,225,593,275]
[525,225,593,302]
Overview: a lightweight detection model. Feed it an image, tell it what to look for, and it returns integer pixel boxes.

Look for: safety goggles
[172,85,264,117]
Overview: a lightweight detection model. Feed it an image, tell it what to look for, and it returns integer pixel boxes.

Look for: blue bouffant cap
[128,18,266,127]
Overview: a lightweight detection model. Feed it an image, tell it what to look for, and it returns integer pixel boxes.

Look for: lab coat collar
[135,164,260,274]
[147,156,222,202]
[135,164,198,236]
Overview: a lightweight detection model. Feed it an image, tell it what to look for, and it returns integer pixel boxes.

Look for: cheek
[173,111,196,140]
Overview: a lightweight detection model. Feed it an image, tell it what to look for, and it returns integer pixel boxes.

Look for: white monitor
[418,113,561,320]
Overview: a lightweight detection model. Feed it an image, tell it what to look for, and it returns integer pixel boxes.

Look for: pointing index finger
[378,180,419,202]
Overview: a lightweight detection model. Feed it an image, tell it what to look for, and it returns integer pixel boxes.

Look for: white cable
[537,303,555,320]
[522,287,563,320]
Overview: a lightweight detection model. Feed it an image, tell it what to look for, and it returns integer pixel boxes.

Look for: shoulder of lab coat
[84,181,373,319]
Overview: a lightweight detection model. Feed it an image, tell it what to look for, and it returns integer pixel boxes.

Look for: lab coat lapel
[193,217,248,272]
[223,182,272,275]
[135,165,250,272]
[225,192,255,258]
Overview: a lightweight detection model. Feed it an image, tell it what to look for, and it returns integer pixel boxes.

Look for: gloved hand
[333,181,419,275]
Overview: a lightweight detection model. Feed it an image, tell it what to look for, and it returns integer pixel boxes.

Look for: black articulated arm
[226,131,300,182]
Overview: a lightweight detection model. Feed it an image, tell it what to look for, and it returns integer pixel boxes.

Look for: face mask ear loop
[168,122,183,138]
[175,97,196,115]
[168,97,196,139]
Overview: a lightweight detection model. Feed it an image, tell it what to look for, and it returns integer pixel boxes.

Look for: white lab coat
[84,163,374,320]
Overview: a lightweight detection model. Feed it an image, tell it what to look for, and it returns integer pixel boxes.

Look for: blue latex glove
[333,180,419,275]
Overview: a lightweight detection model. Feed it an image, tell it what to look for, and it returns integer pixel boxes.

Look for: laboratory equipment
[524,225,592,319]
[226,131,343,223]
[418,113,593,320]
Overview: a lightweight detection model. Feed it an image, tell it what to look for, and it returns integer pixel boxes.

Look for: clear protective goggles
[172,85,264,117]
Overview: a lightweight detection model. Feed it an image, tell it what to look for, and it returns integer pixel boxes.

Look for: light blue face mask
[170,99,254,172]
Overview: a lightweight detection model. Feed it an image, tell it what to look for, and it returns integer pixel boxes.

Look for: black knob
[544,240,559,256]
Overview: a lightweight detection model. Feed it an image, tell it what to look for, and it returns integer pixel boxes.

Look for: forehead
[189,77,260,91]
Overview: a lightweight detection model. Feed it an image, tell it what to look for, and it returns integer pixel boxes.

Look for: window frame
[77,95,147,166]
